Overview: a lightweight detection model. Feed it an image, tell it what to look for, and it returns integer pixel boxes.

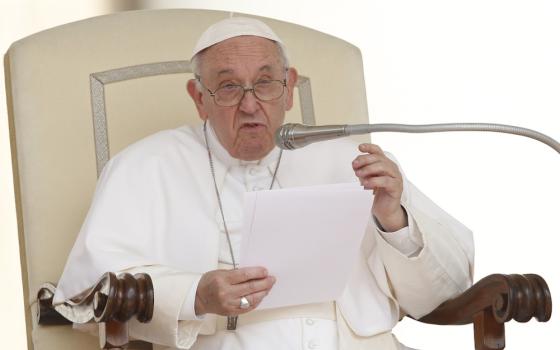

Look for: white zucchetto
[191,16,286,59]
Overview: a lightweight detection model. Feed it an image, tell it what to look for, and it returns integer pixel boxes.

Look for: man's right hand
[194,267,276,316]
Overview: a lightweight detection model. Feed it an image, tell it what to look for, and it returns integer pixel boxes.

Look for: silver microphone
[274,123,351,150]
[275,122,560,153]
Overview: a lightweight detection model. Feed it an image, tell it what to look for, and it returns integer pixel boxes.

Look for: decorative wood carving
[37,272,153,349]
[416,273,552,350]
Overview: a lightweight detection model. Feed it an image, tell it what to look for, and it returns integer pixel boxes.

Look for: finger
[239,289,271,312]
[362,175,390,190]
[363,176,401,195]
[227,266,268,284]
[358,143,384,156]
[355,162,397,180]
[233,276,276,297]
[352,154,381,170]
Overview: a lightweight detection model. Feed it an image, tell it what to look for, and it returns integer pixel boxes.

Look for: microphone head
[275,123,349,150]
[275,123,299,150]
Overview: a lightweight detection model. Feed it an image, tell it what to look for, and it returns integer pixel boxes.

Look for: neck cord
[203,121,282,329]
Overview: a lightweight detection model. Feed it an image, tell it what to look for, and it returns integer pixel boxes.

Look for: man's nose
[238,88,259,113]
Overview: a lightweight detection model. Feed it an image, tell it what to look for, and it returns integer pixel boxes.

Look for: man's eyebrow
[216,69,234,77]
[259,65,273,72]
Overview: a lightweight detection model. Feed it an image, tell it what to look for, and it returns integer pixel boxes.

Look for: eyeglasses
[197,77,287,107]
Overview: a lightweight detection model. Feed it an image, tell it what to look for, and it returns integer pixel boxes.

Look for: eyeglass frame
[194,70,289,107]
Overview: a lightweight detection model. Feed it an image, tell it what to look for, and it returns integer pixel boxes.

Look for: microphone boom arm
[276,122,560,153]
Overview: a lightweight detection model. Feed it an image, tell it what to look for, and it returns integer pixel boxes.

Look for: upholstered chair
[5,9,550,350]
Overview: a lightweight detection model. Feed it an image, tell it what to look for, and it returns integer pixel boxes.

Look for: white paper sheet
[239,182,373,309]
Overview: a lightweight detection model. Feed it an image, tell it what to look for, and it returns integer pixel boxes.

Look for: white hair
[190,40,290,91]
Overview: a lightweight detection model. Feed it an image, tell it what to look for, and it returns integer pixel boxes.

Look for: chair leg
[474,310,505,350]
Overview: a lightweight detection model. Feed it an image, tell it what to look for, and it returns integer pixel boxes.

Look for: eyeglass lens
[214,81,285,106]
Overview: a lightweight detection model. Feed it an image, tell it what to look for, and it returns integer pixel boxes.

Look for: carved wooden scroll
[37,272,154,349]
[416,273,552,350]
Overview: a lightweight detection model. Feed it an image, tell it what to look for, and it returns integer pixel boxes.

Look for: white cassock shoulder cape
[54,124,474,349]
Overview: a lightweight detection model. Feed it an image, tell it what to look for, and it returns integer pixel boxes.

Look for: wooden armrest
[413,273,552,350]
[39,272,551,349]
[37,272,154,349]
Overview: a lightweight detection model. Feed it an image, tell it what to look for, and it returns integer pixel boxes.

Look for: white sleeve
[121,266,212,349]
[179,275,206,321]
[373,152,475,319]
[374,180,474,319]
[374,207,423,257]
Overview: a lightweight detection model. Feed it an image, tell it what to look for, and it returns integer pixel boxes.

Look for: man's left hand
[352,143,407,232]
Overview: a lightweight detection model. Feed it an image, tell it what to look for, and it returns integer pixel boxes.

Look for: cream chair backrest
[5,9,369,350]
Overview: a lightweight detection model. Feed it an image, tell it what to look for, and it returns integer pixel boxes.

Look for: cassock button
[252,185,264,191]
[249,167,258,176]
[305,318,315,326]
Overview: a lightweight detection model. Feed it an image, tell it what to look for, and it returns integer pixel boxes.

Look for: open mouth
[240,122,265,130]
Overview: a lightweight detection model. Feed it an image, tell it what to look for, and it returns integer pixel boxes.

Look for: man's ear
[187,79,208,120]
[284,67,298,111]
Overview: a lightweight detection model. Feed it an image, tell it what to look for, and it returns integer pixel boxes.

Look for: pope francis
[54,17,474,350]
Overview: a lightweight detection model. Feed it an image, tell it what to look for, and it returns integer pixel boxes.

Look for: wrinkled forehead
[199,36,285,78]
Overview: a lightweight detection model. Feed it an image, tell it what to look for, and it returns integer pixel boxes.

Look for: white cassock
[54,123,474,350]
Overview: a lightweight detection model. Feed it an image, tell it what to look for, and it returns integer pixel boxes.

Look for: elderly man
[55,17,474,350]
